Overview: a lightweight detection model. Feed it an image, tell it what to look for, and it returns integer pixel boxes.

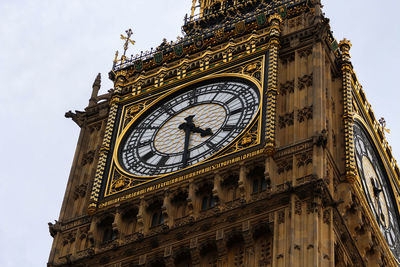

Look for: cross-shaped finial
[379,117,391,135]
[120,28,136,59]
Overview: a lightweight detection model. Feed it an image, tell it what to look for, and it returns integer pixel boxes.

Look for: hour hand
[200,127,213,137]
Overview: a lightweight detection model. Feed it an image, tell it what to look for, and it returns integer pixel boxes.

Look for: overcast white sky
[0,0,398,266]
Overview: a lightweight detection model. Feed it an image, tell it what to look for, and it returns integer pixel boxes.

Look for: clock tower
[48,0,400,266]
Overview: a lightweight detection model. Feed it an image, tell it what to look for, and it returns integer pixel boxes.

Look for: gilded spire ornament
[119,28,136,61]
[379,117,391,135]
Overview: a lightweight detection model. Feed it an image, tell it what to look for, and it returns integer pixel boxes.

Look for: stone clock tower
[48,0,400,266]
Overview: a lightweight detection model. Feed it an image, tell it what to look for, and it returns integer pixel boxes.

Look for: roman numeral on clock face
[222,125,237,131]
[157,156,169,167]
[206,141,220,151]
[137,140,151,148]
[141,151,154,162]
[230,108,243,115]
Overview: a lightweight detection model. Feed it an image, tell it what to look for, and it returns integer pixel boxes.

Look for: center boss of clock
[117,78,260,177]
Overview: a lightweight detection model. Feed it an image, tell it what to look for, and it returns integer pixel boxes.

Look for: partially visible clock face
[118,79,260,177]
[354,123,400,261]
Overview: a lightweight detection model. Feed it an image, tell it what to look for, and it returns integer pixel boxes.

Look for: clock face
[354,123,400,260]
[118,79,260,177]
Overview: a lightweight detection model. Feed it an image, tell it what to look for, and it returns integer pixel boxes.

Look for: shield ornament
[134,60,143,72]
[256,14,266,26]
[154,52,163,64]
[195,37,204,48]
[331,40,339,51]
[174,44,184,57]
[235,21,246,34]
[278,6,287,18]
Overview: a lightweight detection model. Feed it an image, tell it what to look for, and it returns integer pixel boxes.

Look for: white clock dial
[118,79,260,177]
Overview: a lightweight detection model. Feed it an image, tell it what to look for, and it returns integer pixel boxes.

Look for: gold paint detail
[88,100,119,214]
[102,73,263,198]
[118,31,271,99]
[226,59,263,84]
[222,117,260,155]
[264,17,282,154]
[98,148,265,209]
[268,13,283,24]
[339,39,356,182]
[154,104,226,154]
[123,99,154,129]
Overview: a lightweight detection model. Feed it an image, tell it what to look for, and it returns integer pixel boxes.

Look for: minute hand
[181,127,192,167]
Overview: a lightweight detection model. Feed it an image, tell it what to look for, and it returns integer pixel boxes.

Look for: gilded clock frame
[353,115,400,264]
[100,57,267,202]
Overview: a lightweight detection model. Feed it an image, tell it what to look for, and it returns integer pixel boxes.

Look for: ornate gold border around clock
[89,53,268,215]
[352,117,400,266]
[106,73,264,193]
[353,115,400,218]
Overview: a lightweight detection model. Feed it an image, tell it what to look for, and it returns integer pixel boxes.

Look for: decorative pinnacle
[339,38,352,50]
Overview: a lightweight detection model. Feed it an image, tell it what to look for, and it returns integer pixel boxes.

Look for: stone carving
[48,220,61,238]
[278,112,294,129]
[280,80,295,95]
[65,110,86,127]
[288,16,303,28]
[323,209,331,224]
[298,47,312,58]
[277,159,293,174]
[73,183,88,200]
[295,200,302,215]
[315,129,328,148]
[81,150,95,166]
[278,210,285,224]
[88,122,102,133]
[296,152,313,167]
[280,53,295,65]
[297,105,313,122]
[298,73,313,90]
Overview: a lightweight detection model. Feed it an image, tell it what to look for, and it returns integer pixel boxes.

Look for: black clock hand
[192,126,213,137]
[179,115,213,167]
[371,177,385,225]
[181,125,192,167]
